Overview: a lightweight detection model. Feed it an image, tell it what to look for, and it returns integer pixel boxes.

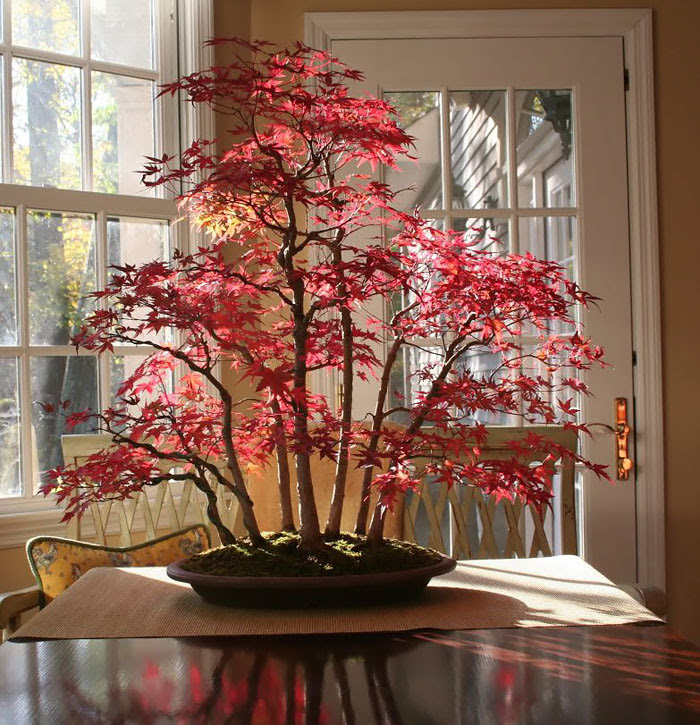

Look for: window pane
[27,211,96,345]
[107,216,169,267]
[12,0,80,56]
[92,72,154,195]
[32,356,98,485]
[0,358,21,497]
[525,347,582,426]
[0,208,17,345]
[405,345,443,408]
[450,90,508,210]
[453,216,510,254]
[516,90,575,209]
[111,353,172,405]
[384,91,443,212]
[91,0,153,69]
[108,217,170,344]
[12,58,82,189]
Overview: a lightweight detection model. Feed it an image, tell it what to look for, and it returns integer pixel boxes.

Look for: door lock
[614,397,633,480]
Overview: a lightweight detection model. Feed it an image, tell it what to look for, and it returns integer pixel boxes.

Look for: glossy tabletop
[1,624,700,723]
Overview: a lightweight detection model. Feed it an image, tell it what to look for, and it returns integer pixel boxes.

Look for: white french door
[332,36,636,583]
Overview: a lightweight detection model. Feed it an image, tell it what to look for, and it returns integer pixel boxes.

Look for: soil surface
[180,532,443,577]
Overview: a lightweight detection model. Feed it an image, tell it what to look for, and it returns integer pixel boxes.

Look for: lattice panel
[403,483,557,559]
[61,435,243,546]
[401,426,578,559]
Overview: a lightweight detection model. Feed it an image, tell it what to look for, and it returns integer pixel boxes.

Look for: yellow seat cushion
[27,524,210,606]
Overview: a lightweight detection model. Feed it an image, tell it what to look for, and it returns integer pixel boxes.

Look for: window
[0,0,200,521]
[385,88,578,427]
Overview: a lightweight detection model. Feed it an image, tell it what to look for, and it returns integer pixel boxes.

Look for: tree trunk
[224,450,263,544]
[362,338,471,542]
[234,343,295,533]
[366,499,387,544]
[355,338,403,534]
[325,301,353,537]
[270,399,296,531]
[192,474,236,545]
[292,322,323,550]
[220,392,263,544]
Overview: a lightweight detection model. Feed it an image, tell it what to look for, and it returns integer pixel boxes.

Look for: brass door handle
[615,397,633,480]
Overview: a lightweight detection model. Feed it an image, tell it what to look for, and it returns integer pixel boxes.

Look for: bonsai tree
[43,39,607,556]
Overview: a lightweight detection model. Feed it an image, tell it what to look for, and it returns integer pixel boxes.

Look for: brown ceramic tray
[166,555,457,608]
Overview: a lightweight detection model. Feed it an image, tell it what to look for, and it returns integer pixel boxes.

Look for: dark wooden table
[1,624,699,723]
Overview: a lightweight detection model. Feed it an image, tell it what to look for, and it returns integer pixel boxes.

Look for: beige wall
[213,0,700,645]
[1,546,34,591]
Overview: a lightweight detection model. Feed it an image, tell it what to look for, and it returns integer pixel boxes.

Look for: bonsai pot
[166,554,456,608]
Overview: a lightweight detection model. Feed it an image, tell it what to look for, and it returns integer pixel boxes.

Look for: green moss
[180,532,443,577]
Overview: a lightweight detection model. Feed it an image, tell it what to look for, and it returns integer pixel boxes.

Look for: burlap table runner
[11,555,659,641]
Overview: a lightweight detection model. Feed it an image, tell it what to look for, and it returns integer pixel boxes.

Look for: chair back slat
[501,499,527,558]
[446,486,473,559]
[474,489,500,558]
[116,502,133,547]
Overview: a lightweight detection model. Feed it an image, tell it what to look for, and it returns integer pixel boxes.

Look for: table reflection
[2,626,700,723]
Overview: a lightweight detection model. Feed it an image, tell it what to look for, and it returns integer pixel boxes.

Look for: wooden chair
[27,525,210,607]
[0,433,238,642]
[401,426,578,558]
[1,524,210,641]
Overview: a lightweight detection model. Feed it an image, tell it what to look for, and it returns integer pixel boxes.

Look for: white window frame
[305,9,664,590]
[0,0,214,546]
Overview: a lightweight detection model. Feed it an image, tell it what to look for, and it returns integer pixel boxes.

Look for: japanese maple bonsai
[43,39,607,585]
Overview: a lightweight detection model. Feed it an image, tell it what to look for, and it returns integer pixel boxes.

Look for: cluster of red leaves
[42,38,609,532]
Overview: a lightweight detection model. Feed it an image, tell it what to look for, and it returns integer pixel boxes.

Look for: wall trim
[305,9,665,590]
[0,508,67,550]
[178,0,216,252]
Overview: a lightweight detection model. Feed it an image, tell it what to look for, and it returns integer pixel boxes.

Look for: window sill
[0,507,67,549]
[0,493,208,550]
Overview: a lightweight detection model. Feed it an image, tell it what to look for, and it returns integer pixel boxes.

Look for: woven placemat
[11,555,660,641]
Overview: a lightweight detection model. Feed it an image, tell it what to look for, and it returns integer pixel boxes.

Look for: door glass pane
[405,345,443,409]
[27,211,96,345]
[453,350,510,426]
[384,91,442,212]
[523,344,582,426]
[453,216,509,254]
[32,356,98,485]
[450,90,508,210]
[0,208,17,345]
[518,216,577,281]
[92,73,154,195]
[12,0,80,56]
[12,58,82,189]
[0,358,21,497]
[516,90,575,209]
[518,216,578,334]
[91,0,154,69]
